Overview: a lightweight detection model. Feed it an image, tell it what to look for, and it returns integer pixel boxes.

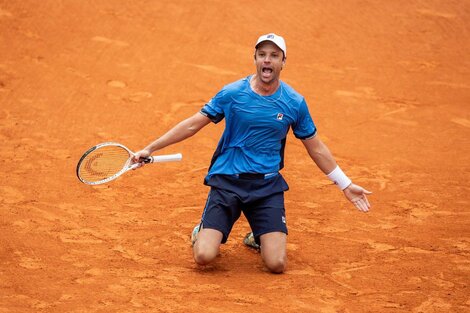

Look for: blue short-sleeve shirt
[201,75,316,181]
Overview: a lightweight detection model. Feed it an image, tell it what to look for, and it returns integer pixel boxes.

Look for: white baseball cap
[255,33,287,57]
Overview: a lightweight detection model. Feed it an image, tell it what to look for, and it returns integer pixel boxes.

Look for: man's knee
[259,232,287,273]
[193,244,218,265]
[263,254,287,273]
[192,228,223,265]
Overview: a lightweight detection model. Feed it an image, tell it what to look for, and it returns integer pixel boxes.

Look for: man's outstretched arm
[302,135,372,212]
[133,112,211,163]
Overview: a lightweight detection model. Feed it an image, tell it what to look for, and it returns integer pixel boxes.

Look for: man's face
[254,41,285,85]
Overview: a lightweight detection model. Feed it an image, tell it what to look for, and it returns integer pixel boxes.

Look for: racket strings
[79,146,130,182]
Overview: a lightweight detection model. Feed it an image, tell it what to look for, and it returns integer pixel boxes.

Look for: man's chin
[259,75,276,85]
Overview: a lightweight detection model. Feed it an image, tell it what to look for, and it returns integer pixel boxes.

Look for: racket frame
[76,142,182,185]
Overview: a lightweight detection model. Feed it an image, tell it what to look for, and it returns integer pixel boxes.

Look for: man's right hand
[131,148,152,169]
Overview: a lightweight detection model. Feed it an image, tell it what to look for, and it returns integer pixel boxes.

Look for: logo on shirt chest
[276,113,284,120]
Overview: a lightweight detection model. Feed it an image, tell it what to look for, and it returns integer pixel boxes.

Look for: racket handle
[129,162,141,170]
[149,153,182,163]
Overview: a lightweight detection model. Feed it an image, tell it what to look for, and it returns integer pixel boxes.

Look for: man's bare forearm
[302,136,337,174]
[145,112,211,153]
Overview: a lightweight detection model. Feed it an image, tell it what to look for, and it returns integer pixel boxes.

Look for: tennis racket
[76,142,182,185]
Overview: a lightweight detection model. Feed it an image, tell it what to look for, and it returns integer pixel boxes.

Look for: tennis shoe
[191,224,201,246]
[243,232,260,250]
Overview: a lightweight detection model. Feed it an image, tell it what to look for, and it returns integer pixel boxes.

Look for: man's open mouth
[262,67,273,74]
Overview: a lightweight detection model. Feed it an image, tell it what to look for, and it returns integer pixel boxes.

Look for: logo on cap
[267,34,274,39]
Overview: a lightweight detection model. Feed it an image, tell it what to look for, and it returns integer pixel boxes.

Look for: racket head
[76,142,134,185]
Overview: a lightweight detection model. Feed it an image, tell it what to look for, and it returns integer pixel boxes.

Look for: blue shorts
[200,174,289,244]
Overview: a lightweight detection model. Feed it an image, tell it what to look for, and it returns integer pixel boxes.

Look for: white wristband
[327,166,352,190]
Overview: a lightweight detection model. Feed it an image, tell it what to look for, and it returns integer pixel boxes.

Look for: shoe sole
[243,233,260,250]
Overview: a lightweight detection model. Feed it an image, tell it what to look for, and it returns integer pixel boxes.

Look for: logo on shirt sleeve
[277,113,284,120]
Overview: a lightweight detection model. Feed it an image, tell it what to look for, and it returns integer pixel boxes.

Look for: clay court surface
[1,1,469,312]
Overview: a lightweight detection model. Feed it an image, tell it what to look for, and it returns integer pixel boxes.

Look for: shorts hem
[200,223,229,244]
[253,229,288,244]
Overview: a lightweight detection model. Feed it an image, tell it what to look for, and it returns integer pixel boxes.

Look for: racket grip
[129,162,141,170]
[149,153,182,163]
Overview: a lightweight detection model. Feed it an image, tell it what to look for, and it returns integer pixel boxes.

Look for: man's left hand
[343,184,372,212]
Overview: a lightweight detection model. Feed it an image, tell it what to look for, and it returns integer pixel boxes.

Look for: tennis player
[133,33,371,273]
